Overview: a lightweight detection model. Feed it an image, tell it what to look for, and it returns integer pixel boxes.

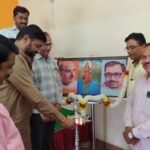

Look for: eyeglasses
[104,72,122,79]
[125,45,138,51]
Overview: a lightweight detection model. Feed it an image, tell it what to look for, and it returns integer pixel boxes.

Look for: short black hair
[0,35,19,64]
[13,6,30,16]
[9,38,16,43]
[104,61,126,72]
[144,43,150,47]
[16,24,46,42]
[125,33,146,45]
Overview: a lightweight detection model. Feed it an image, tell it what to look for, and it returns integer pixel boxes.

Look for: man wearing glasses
[122,33,147,149]
[102,61,126,89]
[31,32,63,150]
[124,33,146,96]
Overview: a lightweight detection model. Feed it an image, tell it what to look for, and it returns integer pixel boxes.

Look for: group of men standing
[0,4,150,150]
[0,5,74,150]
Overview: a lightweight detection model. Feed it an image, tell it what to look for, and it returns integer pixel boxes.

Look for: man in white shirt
[114,33,146,105]
[124,33,146,96]
[123,43,150,150]
[110,33,146,107]
[0,6,29,38]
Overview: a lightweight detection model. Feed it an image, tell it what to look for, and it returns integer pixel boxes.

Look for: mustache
[108,80,118,83]
[21,23,27,25]
[144,62,150,65]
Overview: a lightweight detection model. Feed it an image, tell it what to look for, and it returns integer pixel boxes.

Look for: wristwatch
[128,131,133,139]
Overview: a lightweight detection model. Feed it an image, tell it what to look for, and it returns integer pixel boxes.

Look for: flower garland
[102,97,112,108]
[65,71,129,116]
[66,93,113,116]
[79,100,86,116]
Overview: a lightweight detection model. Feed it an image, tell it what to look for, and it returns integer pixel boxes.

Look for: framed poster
[57,56,127,97]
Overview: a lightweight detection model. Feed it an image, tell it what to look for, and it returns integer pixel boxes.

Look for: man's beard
[18,23,27,30]
[25,50,36,59]
[25,42,37,59]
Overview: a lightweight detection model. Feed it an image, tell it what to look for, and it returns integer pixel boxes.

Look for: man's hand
[40,103,61,122]
[40,113,50,122]
[54,103,61,111]
[130,137,140,145]
[61,117,75,128]
[40,113,55,122]
[123,126,140,145]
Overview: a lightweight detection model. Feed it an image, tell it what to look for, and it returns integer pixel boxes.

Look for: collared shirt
[0,52,64,150]
[32,54,63,113]
[127,60,146,96]
[0,104,25,150]
[124,75,150,150]
[0,25,19,38]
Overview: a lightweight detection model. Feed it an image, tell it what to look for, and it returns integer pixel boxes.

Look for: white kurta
[124,75,150,150]
[127,60,146,97]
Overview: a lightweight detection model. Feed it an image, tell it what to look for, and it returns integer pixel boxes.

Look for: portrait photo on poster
[57,56,127,97]
[101,58,127,97]
[77,60,101,95]
[58,60,79,95]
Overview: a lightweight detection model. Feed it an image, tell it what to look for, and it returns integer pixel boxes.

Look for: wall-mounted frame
[57,56,127,97]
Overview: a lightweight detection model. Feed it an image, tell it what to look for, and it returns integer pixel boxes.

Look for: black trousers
[30,114,55,150]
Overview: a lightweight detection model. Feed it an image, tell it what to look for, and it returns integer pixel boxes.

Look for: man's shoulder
[50,58,58,68]
[14,54,29,69]
[0,25,19,38]
[32,54,46,67]
[137,74,146,80]
[16,54,26,62]
[33,54,42,60]
[135,75,146,86]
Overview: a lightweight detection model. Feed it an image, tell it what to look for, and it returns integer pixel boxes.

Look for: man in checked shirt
[30,32,63,150]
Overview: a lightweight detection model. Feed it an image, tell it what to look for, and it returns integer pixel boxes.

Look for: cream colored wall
[19,0,150,58]
[19,0,150,149]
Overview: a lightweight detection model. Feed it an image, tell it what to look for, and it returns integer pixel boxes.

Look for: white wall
[19,0,150,58]
[95,100,130,149]
[19,0,150,149]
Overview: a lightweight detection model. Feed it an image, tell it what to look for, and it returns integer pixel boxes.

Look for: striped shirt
[32,54,63,113]
[0,25,19,38]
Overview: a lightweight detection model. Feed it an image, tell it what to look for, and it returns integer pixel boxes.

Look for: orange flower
[125,70,129,76]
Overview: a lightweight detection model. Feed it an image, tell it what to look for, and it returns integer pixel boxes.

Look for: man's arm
[8,56,73,127]
[132,119,150,139]
[123,85,135,144]
[32,60,41,89]
[123,94,133,127]
[123,126,139,145]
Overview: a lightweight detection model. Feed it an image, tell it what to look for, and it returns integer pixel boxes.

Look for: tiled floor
[80,140,124,150]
